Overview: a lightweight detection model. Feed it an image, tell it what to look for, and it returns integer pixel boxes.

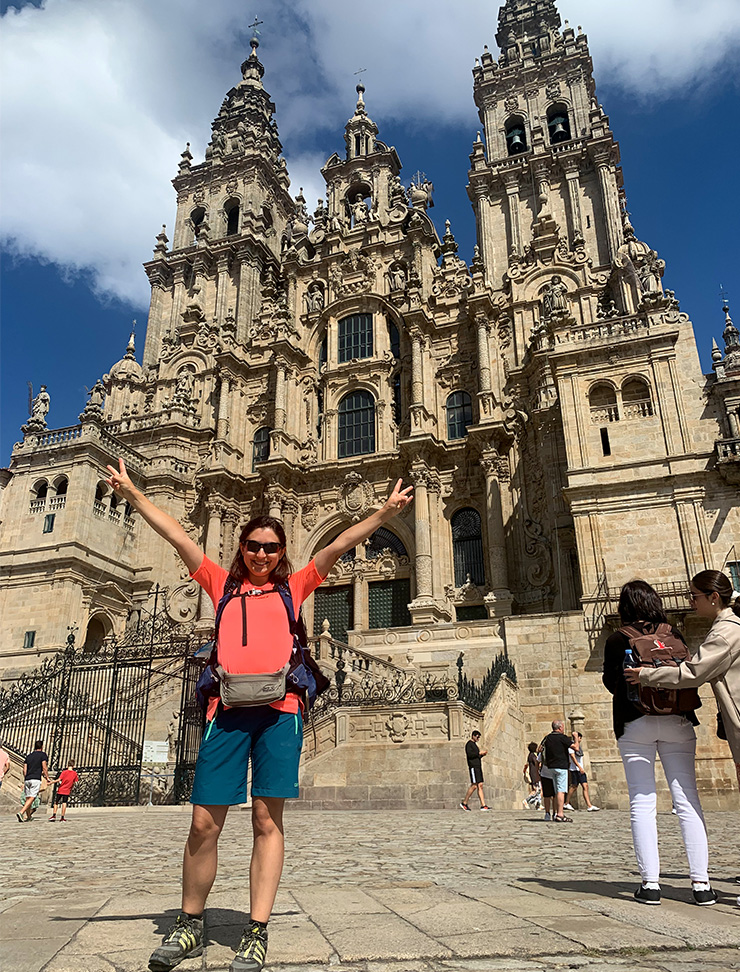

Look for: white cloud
[1,0,738,307]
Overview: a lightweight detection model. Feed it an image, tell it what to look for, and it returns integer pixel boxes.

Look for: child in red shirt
[49,760,79,821]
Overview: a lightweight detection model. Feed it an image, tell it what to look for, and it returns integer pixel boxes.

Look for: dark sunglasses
[243,540,282,554]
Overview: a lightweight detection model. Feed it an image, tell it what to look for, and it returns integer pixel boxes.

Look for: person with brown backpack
[603,580,716,907]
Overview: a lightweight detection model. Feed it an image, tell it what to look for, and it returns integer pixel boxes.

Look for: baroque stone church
[1,0,738,807]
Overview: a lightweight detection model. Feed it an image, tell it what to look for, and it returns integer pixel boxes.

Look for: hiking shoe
[634,885,661,905]
[459,802,471,812]
[587,806,601,812]
[692,886,718,906]
[149,914,203,971]
[480,805,491,811]
[232,922,268,972]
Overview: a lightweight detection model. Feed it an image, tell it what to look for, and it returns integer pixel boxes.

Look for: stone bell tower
[468,0,731,605]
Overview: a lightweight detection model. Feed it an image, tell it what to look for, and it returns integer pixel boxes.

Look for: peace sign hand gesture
[382,478,414,517]
[105,458,135,500]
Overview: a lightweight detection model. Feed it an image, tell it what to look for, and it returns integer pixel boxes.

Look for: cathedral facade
[1,1,738,804]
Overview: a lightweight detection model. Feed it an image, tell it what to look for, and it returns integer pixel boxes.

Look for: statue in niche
[306,283,325,313]
[30,385,51,422]
[542,275,568,318]
[389,263,406,291]
[351,194,369,226]
[174,369,195,404]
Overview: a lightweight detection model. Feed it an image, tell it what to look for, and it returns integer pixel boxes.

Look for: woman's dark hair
[617,579,667,625]
[527,741,538,753]
[692,569,740,617]
[229,515,294,585]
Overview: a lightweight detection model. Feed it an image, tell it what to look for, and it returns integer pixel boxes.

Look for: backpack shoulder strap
[276,582,298,634]
[618,625,642,641]
[214,574,239,639]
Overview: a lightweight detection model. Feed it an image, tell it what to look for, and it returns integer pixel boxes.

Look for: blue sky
[1,0,739,461]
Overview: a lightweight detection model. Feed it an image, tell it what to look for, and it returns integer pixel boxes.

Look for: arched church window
[54,477,68,496]
[505,117,528,155]
[338,314,373,362]
[446,391,473,440]
[225,199,240,236]
[190,206,205,243]
[588,382,619,423]
[262,205,273,229]
[338,390,375,458]
[451,508,485,587]
[95,482,106,502]
[252,427,271,470]
[547,104,572,144]
[387,319,400,359]
[622,377,653,418]
[319,334,328,373]
[33,481,49,500]
[366,527,407,559]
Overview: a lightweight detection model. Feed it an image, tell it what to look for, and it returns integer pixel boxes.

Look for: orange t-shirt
[191,555,325,721]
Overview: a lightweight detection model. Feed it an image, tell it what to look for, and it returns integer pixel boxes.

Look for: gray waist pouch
[216,663,290,707]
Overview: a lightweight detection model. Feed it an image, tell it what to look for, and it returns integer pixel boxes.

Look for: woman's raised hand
[383,478,414,516]
[105,458,134,498]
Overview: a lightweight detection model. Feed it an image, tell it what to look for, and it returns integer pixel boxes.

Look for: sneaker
[480,805,491,811]
[48,815,56,822]
[148,914,204,971]
[232,922,268,972]
[16,812,26,823]
[563,803,575,811]
[634,885,661,905]
[587,806,601,812]
[692,886,718,906]
[59,817,66,822]
[459,802,471,812]
[543,812,551,821]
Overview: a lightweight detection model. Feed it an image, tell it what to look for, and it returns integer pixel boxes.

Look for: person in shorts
[459,731,490,811]
[522,741,542,809]
[49,760,79,821]
[565,732,599,811]
[18,739,51,823]
[541,720,572,822]
[106,458,413,972]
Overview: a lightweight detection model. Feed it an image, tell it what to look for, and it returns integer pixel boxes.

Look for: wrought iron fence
[455,651,517,711]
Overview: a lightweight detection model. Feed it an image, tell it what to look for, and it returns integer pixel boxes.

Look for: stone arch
[521,267,581,303]
[52,474,69,495]
[504,114,528,155]
[547,102,572,144]
[82,613,112,653]
[31,478,49,499]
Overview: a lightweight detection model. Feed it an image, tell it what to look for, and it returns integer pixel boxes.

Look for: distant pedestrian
[564,732,600,812]
[605,579,715,906]
[0,741,9,791]
[18,739,51,823]
[459,731,490,811]
[49,761,79,822]
[540,720,572,822]
[522,742,542,809]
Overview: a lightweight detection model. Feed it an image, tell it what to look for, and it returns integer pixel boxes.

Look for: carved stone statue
[542,275,568,318]
[88,379,106,408]
[306,283,325,313]
[167,711,180,761]
[389,263,406,291]
[638,249,664,294]
[351,194,369,226]
[174,369,195,405]
[30,385,50,422]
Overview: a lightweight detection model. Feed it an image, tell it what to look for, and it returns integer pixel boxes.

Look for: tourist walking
[0,740,9,791]
[625,569,740,906]
[522,741,542,809]
[17,739,51,823]
[604,579,716,906]
[459,730,490,811]
[105,458,412,972]
[49,760,79,822]
[564,732,599,811]
[540,720,572,821]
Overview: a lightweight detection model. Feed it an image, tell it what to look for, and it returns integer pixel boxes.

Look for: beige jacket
[639,608,740,764]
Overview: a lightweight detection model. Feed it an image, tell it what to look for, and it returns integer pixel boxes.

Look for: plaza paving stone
[0,806,738,971]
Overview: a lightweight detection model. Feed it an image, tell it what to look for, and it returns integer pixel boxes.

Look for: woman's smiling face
[240,527,284,584]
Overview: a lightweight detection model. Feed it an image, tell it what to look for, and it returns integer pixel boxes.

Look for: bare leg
[476,783,487,807]
[20,796,34,817]
[182,804,229,915]
[249,797,285,923]
[462,784,476,805]
[60,800,68,817]
[566,783,577,806]
[554,790,565,817]
[581,782,594,809]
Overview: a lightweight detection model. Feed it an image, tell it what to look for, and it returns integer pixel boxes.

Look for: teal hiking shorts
[190,703,303,805]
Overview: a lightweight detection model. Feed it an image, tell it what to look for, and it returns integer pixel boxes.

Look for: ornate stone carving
[301,499,320,530]
[329,248,378,299]
[337,472,374,522]
[546,80,561,101]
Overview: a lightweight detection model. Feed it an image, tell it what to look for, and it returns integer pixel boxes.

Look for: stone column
[200,504,223,621]
[352,556,366,631]
[502,173,522,256]
[143,272,168,370]
[476,316,492,393]
[561,159,584,242]
[532,162,551,218]
[223,512,239,567]
[266,486,283,520]
[474,184,494,279]
[594,150,622,259]
[728,408,740,438]
[215,252,232,323]
[236,250,259,345]
[169,265,188,331]
[274,360,287,432]
[216,372,231,442]
[412,469,432,600]
[480,451,513,618]
[410,332,423,405]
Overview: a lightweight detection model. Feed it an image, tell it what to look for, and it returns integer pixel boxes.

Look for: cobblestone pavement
[1,807,739,971]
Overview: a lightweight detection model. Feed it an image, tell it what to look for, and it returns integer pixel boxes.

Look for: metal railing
[456,651,517,711]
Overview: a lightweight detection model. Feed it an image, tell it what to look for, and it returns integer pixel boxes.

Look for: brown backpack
[619,623,702,716]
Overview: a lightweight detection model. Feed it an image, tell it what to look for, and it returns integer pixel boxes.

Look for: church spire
[495,0,561,54]
[344,82,379,160]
